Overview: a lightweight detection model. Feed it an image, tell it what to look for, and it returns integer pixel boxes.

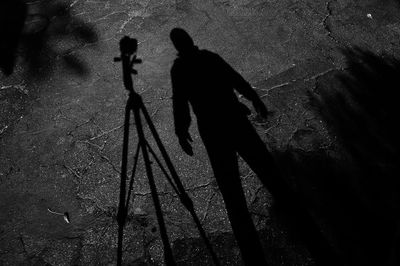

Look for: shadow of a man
[169,28,282,266]
[170,28,342,266]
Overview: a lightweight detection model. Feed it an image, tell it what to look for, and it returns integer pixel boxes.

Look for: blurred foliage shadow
[0,0,98,79]
[273,47,400,266]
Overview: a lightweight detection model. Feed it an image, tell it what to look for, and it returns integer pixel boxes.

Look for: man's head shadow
[170,28,198,56]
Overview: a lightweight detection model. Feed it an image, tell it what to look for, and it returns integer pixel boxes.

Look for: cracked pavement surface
[1,0,400,265]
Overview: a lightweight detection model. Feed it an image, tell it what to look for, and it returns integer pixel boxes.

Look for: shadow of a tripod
[114,36,219,266]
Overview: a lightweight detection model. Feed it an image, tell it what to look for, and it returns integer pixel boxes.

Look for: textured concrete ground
[1,0,400,265]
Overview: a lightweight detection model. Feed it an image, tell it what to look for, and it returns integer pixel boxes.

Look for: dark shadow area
[0,0,26,76]
[167,45,400,266]
[0,0,98,79]
[275,47,400,266]
[170,28,339,266]
[172,223,322,266]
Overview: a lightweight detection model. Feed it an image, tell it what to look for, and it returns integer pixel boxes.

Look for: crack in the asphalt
[194,5,213,32]
[0,82,28,95]
[98,153,121,175]
[201,191,217,222]
[67,117,94,136]
[76,140,105,150]
[131,180,217,200]
[322,0,342,46]
[260,67,338,96]
[118,0,150,33]
[90,11,126,23]
[322,1,333,33]
[69,0,80,8]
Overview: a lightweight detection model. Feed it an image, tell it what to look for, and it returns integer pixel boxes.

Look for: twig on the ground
[89,124,124,141]
[19,234,27,255]
[47,208,71,223]
[0,125,9,136]
[63,164,83,179]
